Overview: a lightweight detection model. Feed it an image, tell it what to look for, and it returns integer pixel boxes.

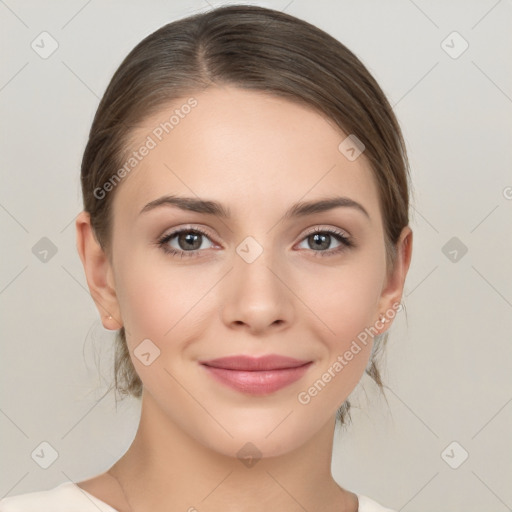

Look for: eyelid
[300,225,351,239]
[158,224,350,245]
[295,225,354,253]
[159,224,217,242]
[156,224,354,258]
[155,225,219,257]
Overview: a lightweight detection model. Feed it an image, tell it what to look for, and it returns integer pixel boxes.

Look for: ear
[75,211,122,330]
[376,226,413,332]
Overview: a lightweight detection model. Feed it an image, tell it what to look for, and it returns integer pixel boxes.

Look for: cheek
[112,258,206,394]
[113,249,220,354]
[295,284,379,422]
[118,274,191,343]
[302,249,385,342]
[327,266,382,339]
[297,248,385,395]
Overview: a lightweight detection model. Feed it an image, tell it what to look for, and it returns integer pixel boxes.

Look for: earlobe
[103,314,122,331]
[75,211,123,329]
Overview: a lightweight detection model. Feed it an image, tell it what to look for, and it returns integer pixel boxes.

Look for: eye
[157,227,216,258]
[297,227,353,257]
[157,226,354,259]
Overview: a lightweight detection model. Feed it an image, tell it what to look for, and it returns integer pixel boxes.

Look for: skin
[75,86,412,512]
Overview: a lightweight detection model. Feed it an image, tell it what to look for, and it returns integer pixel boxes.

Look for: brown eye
[158,228,215,258]
[297,228,353,256]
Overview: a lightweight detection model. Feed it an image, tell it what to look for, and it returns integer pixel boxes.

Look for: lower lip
[201,363,313,395]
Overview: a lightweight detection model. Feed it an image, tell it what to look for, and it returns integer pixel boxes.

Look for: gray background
[1,1,511,510]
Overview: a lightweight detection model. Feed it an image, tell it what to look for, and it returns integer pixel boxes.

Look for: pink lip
[199,355,313,395]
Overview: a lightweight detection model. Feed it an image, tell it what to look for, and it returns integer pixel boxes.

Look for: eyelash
[156,226,354,259]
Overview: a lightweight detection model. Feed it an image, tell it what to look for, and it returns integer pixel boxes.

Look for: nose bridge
[234,234,282,298]
[220,234,294,331]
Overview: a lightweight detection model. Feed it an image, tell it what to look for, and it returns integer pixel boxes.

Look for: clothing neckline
[65,481,371,512]
[62,482,120,512]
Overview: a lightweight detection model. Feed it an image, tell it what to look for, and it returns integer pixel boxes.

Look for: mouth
[199,355,313,395]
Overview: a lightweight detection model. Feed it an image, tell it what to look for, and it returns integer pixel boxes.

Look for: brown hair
[80,4,411,426]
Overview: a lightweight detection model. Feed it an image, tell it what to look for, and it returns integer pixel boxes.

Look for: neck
[109,391,357,512]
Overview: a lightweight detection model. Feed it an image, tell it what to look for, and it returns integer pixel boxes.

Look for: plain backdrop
[1,1,511,511]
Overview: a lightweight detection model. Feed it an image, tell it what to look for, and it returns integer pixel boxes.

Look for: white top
[0,482,397,512]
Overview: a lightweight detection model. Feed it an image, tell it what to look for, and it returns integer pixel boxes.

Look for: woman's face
[98,86,409,457]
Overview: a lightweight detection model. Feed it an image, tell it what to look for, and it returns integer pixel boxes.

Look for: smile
[199,355,313,395]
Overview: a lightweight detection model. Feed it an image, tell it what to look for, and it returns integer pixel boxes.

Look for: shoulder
[0,482,118,512]
[356,494,397,512]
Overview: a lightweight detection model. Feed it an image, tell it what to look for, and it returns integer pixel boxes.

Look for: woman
[0,5,412,511]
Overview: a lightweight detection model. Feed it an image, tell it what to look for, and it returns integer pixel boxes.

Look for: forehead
[112,86,381,224]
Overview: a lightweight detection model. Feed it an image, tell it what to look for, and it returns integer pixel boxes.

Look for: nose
[220,246,295,335]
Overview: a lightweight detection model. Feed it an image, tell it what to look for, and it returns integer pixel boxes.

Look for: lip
[199,355,313,395]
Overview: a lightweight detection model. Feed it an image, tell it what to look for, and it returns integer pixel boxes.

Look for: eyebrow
[139,195,370,220]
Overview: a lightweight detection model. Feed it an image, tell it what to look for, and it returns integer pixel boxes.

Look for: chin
[194,407,326,460]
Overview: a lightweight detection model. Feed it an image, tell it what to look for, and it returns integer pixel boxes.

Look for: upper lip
[200,355,311,371]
